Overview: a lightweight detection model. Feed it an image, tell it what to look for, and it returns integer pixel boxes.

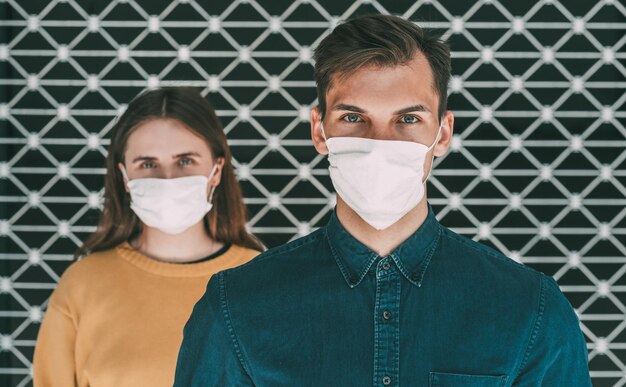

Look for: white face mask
[322,122,442,230]
[121,165,218,235]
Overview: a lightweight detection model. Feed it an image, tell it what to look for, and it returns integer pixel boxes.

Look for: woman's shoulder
[48,245,125,312]
[57,245,124,288]
[228,243,262,265]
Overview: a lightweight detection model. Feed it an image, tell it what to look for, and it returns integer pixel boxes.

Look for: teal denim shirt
[174,205,591,386]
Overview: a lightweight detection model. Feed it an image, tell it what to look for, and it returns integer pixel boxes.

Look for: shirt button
[382,376,391,385]
[382,261,391,270]
[411,272,419,281]
[350,275,358,284]
[383,310,392,320]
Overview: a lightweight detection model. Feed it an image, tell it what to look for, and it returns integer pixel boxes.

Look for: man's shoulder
[437,225,579,333]
[435,224,560,314]
[207,228,331,312]
[222,228,328,277]
[439,225,545,282]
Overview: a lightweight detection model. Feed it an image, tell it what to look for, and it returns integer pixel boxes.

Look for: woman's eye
[400,115,419,124]
[342,114,362,123]
[179,158,192,166]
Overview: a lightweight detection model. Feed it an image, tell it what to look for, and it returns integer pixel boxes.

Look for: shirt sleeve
[173,271,254,386]
[513,275,592,386]
[33,294,78,386]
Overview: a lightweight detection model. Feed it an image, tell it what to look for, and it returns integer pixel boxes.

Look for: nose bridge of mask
[322,120,443,151]
[121,163,219,201]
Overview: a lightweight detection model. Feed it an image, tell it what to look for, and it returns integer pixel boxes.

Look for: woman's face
[119,118,223,192]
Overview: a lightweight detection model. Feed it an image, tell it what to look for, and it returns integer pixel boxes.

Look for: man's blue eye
[141,161,155,169]
[401,116,418,124]
[343,114,361,123]
[179,158,192,166]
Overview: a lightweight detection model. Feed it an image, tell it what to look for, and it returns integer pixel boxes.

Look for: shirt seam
[324,227,351,283]
[415,225,442,285]
[46,300,78,330]
[227,230,325,274]
[442,228,540,275]
[513,274,547,380]
[217,271,255,382]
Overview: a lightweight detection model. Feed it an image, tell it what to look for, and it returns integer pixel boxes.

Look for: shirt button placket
[374,258,400,387]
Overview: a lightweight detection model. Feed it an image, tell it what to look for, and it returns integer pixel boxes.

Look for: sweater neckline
[178,243,231,265]
[115,241,247,278]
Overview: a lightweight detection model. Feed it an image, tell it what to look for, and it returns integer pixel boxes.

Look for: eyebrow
[393,104,431,115]
[131,152,201,163]
[331,103,431,115]
[331,104,367,113]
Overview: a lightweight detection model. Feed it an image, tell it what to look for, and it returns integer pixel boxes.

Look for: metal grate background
[0,0,625,385]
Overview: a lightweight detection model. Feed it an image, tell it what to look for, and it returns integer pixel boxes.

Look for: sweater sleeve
[173,271,254,386]
[513,275,592,386]
[33,291,78,386]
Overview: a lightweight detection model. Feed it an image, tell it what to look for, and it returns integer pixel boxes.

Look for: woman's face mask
[121,164,218,234]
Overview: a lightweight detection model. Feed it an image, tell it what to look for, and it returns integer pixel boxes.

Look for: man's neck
[335,195,430,257]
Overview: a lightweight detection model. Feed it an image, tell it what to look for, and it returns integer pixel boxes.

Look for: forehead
[124,118,211,157]
[326,52,438,111]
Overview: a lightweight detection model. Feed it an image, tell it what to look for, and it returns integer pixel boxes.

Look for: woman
[33,87,263,386]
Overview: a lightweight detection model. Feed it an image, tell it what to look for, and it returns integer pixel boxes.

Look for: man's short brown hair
[313,14,451,122]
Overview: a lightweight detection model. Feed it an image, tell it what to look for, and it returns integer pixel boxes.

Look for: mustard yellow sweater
[33,242,259,387]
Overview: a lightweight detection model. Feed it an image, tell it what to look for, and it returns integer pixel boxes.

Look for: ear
[310,107,329,155]
[118,162,130,193]
[433,111,454,157]
[210,157,226,187]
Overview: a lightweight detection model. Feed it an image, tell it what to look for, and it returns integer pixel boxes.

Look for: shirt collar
[324,204,442,288]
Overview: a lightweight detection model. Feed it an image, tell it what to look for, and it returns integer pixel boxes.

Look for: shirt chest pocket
[429,372,508,387]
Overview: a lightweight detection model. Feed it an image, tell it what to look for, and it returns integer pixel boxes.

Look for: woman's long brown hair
[75,87,264,258]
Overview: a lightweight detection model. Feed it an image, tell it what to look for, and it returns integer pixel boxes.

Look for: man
[174,14,591,386]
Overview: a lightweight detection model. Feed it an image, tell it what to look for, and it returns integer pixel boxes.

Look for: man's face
[311,52,453,157]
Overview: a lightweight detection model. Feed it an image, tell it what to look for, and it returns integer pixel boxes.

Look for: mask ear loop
[422,122,444,183]
[120,164,130,183]
[119,165,133,207]
[207,164,219,203]
[320,122,328,142]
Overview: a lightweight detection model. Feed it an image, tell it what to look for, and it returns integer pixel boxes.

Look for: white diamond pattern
[0,0,625,385]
